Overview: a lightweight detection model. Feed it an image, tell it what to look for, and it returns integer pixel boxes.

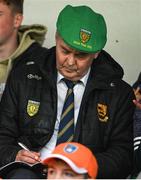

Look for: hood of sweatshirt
[0,24,47,99]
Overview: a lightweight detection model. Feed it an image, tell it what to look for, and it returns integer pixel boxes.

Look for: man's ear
[55,32,60,41]
[14,13,23,28]
[93,52,100,59]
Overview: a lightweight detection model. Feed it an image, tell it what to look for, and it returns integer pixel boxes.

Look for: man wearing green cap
[0,5,135,178]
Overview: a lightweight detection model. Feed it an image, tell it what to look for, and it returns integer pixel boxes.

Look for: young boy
[43,142,98,179]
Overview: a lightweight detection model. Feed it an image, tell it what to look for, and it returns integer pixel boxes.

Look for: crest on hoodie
[97,103,108,122]
[27,100,40,117]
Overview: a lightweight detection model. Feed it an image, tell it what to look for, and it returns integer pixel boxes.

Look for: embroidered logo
[27,74,42,80]
[80,29,91,43]
[26,61,35,65]
[27,100,40,117]
[64,144,78,154]
[97,103,108,122]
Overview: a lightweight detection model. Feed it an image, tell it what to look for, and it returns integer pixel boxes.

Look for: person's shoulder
[98,50,133,91]
[14,43,48,66]
[113,79,135,101]
[12,43,54,71]
[121,80,134,92]
[10,45,55,80]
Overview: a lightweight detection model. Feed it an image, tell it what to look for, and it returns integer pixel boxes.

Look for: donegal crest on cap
[57,5,107,53]
[80,29,91,44]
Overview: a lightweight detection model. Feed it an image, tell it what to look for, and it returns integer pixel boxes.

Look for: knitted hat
[43,142,98,178]
[56,5,107,53]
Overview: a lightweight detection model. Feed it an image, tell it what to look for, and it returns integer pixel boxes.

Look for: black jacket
[0,47,135,178]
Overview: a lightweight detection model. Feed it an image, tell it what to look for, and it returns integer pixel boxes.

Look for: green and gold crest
[27,100,40,117]
[80,29,91,44]
[97,103,108,122]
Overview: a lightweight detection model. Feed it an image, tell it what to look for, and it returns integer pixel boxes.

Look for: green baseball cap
[56,5,107,53]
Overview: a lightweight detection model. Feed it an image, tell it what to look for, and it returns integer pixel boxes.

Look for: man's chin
[64,74,80,81]
[59,69,80,80]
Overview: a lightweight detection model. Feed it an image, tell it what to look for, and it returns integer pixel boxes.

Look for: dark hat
[57,5,107,53]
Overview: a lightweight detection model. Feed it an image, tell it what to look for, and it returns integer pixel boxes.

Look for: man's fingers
[133,99,141,109]
[15,149,41,164]
[134,87,141,101]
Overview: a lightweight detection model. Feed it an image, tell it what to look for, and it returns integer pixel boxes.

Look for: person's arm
[133,87,141,109]
[0,69,40,167]
[132,86,141,176]
[133,100,141,109]
[134,143,141,175]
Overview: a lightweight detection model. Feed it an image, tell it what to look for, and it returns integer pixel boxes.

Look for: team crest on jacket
[27,100,40,117]
[80,29,91,43]
[97,103,108,122]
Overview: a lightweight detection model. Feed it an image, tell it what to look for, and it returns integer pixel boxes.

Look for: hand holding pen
[16,142,41,164]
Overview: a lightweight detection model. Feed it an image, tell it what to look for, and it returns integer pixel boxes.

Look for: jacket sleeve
[134,144,141,176]
[0,70,22,167]
[96,86,135,178]
[132,108,141,175]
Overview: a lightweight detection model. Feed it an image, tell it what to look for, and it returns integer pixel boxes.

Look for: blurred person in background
[132,72,141,178]
[0,0,47,100]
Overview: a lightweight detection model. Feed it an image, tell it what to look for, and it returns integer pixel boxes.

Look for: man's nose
[67,55,75,66]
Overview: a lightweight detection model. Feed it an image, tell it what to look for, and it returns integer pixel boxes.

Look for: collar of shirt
[57,68,91,86]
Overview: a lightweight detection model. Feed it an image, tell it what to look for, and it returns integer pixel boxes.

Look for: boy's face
[46,159,85,179]
[0,2,23,46]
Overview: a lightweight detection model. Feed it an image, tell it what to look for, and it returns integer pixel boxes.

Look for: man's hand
[134,87,141,101]
[15,149,41,164]
[133,86,141,110]
[133,99,141,110]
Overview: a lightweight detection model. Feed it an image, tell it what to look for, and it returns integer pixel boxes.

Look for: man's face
[0,2,22,46]
[56,34,99,81]
[47,159,85,179]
